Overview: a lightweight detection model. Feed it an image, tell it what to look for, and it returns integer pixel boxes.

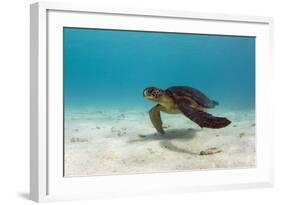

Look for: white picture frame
[30,1,274,202]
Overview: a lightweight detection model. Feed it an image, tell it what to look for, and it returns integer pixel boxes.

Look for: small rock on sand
[70,137,88,143]
[239,132,245,138]
[111,126,127,136]
[200,147,222,155]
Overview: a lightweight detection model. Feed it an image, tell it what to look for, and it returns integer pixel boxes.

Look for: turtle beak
[143,89,150,97]
[143,89,148,97]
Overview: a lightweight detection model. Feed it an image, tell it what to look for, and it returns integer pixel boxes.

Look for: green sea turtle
[143,86,231,134]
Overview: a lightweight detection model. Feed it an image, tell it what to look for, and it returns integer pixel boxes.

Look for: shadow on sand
[159,141,199,156]
[128,128,201,155]
[128,128,199,143]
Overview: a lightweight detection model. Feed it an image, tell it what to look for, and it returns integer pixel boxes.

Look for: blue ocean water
[64,28,255,111]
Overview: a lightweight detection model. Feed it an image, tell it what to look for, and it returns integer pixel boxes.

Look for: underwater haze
[64,28,255,111]
[63,27,256,177]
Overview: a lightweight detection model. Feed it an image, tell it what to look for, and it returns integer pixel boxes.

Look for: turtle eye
[154,91,159,97]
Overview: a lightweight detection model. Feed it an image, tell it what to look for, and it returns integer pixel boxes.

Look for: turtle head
[143,87,165,102]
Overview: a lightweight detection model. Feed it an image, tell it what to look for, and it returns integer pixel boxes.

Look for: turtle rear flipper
[178,103,231,129]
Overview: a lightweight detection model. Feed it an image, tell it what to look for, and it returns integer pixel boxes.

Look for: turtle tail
[208,100,219,108]
[212,100,219,106]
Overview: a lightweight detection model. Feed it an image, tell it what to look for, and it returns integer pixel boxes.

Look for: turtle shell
[165,86,217,108]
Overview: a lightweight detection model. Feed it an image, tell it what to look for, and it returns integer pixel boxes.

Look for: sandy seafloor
[64,107,255,177]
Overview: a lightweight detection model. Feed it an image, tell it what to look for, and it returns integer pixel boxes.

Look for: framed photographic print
[30,2,274,202]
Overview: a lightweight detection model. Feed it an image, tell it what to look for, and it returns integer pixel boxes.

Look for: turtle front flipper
[178,103,231,129]
[149,105,165,134]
